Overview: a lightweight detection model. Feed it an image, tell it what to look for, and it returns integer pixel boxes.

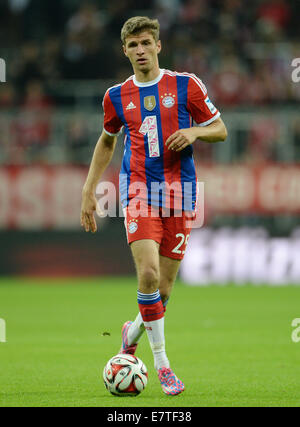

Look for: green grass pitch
[0,277,300,407]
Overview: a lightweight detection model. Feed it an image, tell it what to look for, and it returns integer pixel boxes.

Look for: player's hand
[80,190,98,233]
[165,128,198,152]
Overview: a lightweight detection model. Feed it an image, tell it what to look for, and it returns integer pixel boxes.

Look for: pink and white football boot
[119,321,138,355]
[157,367,185,396]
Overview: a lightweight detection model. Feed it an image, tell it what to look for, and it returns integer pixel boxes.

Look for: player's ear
[157,40,162,54]
[123,45,128,57]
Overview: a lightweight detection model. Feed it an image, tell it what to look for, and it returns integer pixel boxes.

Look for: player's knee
[139,265,160,292]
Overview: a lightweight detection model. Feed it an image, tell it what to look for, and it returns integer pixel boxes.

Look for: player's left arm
[165,117,227,152]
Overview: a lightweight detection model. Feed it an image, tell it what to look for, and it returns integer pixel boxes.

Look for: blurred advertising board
[0,165,86,229]
[181,227,300,286]
[196,163,300,214]
[1,164,300,230]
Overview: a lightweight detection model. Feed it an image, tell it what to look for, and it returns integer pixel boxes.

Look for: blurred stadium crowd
[1,0,299,105]
[0,0,299,166]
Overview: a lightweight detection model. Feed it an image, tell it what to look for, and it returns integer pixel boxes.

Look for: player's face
[123,32,161,74]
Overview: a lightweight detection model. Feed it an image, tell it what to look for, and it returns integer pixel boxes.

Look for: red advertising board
[0,166,88,229]
[0,164,300,230]
[197,163,300,214]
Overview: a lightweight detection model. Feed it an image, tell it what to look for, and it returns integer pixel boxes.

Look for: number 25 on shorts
[172,233,190,255]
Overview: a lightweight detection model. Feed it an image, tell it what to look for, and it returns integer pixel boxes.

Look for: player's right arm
[81,87,123,233]
[81,130,117,233]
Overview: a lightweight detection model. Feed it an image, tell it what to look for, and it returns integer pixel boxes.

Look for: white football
[103,354,148,396]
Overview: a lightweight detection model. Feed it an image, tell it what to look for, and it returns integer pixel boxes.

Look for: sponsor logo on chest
[126,101,136,110]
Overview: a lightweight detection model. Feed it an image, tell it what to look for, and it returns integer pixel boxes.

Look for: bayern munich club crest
[128,219,138,234]
[161,93,176,108]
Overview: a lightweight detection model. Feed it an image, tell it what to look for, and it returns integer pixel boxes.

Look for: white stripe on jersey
[102,83,122,109]
[102,76,134,108]
[103,75,134,98]
[103,83,122,97]
[196,111,221,127]
[103,127,123,137]
[124,75,134,83]
[163,70,207,96]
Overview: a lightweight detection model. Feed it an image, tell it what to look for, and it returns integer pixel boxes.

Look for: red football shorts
[123,202,193,260]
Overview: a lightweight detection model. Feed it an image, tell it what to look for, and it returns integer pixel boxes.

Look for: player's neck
[134,65,161,83]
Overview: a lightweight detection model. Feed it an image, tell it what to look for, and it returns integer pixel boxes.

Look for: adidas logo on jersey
[126,101,136,110]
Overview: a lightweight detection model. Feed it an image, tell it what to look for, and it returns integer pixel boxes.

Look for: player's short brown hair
[121,16,160,45]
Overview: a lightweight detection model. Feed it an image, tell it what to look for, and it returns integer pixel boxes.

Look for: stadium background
[1,0,300,283]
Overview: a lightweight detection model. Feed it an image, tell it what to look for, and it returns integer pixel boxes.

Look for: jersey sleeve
[102,89,123,136]
[186,75,220,127]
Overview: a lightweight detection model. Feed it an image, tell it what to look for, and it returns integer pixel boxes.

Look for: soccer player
[81,16,227,396]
